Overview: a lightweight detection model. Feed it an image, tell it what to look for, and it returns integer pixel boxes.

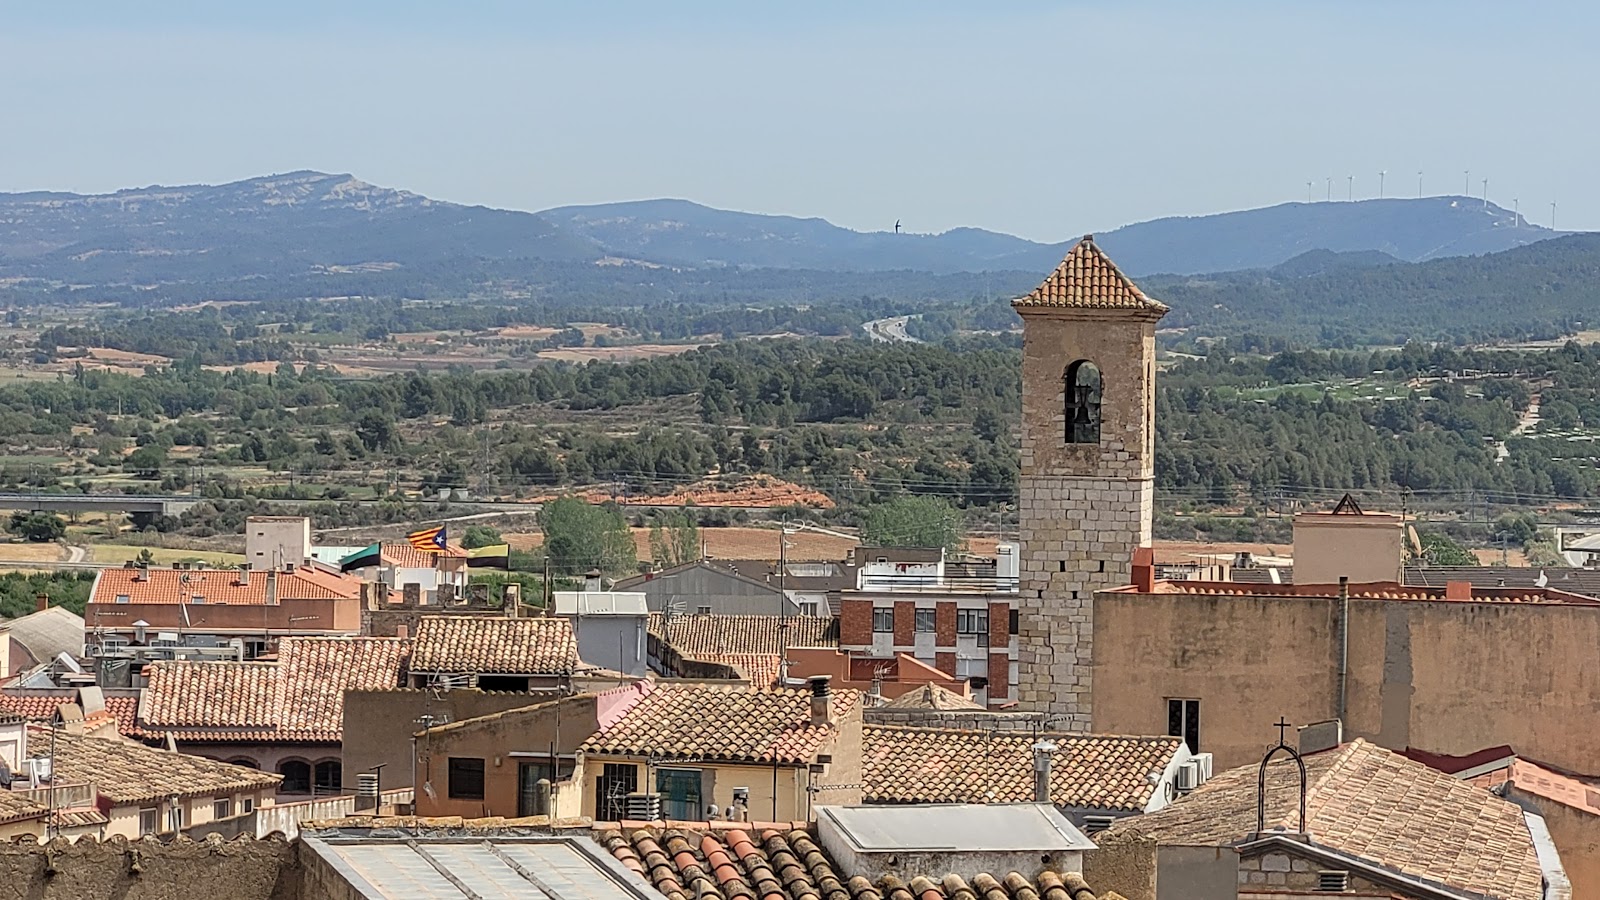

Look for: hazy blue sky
[2,2,1592,240]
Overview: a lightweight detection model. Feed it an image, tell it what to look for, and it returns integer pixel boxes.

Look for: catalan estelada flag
[406,525,448,553]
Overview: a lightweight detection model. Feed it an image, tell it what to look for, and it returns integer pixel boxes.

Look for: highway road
[861,315,923,344]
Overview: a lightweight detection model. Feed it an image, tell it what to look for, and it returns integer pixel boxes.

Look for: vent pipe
[1336,576,1350,725]
[1032,739,1057,803]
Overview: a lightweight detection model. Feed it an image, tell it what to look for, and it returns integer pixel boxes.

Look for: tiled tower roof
[1013,236,1167,314]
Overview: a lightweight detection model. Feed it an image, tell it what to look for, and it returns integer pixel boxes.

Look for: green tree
[1416,531,1478,566]
[862,496,964,552]
[538,496,636,577]
[647,509,701,568]
[1525,529,1565,567]
[355,411,398,452]
[9,512,65,543]
[124,444,167,477]
[461,524,503,549]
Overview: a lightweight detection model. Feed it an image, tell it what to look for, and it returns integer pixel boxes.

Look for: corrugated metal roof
[303,836,657,900]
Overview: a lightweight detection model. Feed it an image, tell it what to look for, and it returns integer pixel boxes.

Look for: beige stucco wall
[1093,589,1600,775]
[1515,794,1600,900]
[1293,513,1403,585]
[1016,306,1159,729]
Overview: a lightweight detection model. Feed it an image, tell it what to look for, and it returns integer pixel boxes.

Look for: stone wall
[0,834,298,900]
[1237,850,1387,895]
[1014,303,1158,729]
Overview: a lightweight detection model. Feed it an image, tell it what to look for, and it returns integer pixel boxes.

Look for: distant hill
[1145,233,1600,346]
[0,171,601,286]
[0,171,1575,303]
[541,196,1564,276]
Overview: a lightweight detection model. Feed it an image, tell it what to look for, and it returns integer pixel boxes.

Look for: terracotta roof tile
[0,789,45,825]
[598,826,1122,900]
[409,616,577,675]
[583,685,858,764]
[863,725,1181,813]
[139,636,410,742]
[1108,739,1545,900]
[1012,236,1166,314]
[30,726,280,804]
[0,691,141,737]
[90,566,366,606]
[649,614,838,656]
[685,653,784,688]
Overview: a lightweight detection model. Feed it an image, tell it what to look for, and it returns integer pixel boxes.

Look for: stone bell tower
[1012,235,1166,728]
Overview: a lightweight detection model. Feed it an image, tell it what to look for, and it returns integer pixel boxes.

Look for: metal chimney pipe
[808,675,832,728]
[1032,739,1057,803]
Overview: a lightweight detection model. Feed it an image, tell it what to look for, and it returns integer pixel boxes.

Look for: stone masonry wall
[0,834,299,900]
[1016,475,1153,727]
[1013,304,1158,729]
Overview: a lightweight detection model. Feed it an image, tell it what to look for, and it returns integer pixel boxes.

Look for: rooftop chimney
[237,566,250,586]
[1132,546,1156,593]
[396,624,409,640]
[1445,581,1472,601]
[584,569,603,592]
[808,675,832,728]
[34,593,47,614]
[133,564,149,583]
[1032,739,1057,803]
[265,570,278,606]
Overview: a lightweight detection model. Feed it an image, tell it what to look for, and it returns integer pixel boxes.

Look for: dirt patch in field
[538,344,703,363]
[495,325,562,340]
[84,347,172,366]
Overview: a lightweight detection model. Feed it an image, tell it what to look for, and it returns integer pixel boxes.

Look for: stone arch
[225,756,260,770]
[1064,360,1102,444]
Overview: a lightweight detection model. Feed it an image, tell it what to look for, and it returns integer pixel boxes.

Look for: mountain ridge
[0,171,1574,291]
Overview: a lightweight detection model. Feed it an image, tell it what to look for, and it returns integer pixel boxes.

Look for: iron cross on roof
[1274,717,1292,747]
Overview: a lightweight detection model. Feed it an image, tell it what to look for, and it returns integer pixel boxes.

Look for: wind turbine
[1326,177,1332,201]
[1306,180,1313,203]
[1379,170,1386,199]
[1417,171,1423,198]
[1464,170,1470,196]
[1551,201,1557,230]
[1482,178,1488,208]
[1347,175,1353,201]
[1513,198,1519,227]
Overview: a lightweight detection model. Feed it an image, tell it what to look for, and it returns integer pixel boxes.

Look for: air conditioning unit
[624,792,661,821]
[1081,815,1115,834]
[1193,752,1214,782]
[1175,760,1201,792]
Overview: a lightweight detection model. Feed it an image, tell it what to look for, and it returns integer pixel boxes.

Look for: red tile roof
[863,725,1182,812]
[34,726,280,804]
[139,636,410,742]
[409,616,577,675]
[1470,758,1600,817]
[583,684,858,764]
[90,566,366,606]
[599,827,1120,900]
[1012,236,1166,314]
[649,614,838,656]
[0,691,141,737]
[1109,739,1545,900]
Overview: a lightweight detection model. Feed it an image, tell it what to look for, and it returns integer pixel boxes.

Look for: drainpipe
[1337,576,1349,727]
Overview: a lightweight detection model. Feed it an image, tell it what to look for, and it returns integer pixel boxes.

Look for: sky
[1,1,1594,241]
